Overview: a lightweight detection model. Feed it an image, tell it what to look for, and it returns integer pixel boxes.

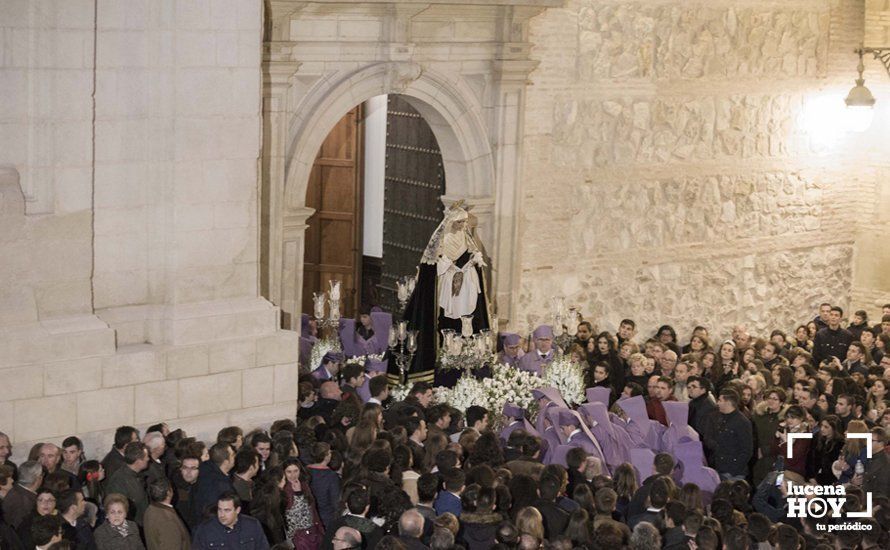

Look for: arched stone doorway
[261,0,553,336]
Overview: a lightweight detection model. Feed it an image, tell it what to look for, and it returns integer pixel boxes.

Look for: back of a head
[209,442,231,466]
[695,526,719,550]
[746,512,772,543]
[442,467,465,493]
[653,453,675,476]
[429,527,455,550]
[417,472,440,504]
[538,474,560,502]
[398,509,424,538]
[346,485,370,515]
[723,527,749,550]
[148,478,171,503]
[334,526,362,549]
[649,477,671,509]
[630,522,661,550]
[123,442,147,464]
[663,500,687,527]
[18,460,43,486]
[114,426,137,450]
[775,523,799,550]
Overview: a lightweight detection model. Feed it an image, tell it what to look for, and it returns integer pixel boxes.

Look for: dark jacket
[61,516,97,550]
[192,515,270,550]
[192,461,235,522]
[172,471,200,531]
[807,437,843,485]
[531,498,569,540]
[459,511,501,550]
[104,466,149,525]
[144,502,191,550]
[663,526,692,550]
[688,394,716,437]
[321,514,383,550]
[863,451,890,499]
[308,466,341,530]
[812,326,853,366]
[101,449,128,481]
[1,484,36,530]
[752,409,782,485]
[709,409,753,477]
[94,520,146,550]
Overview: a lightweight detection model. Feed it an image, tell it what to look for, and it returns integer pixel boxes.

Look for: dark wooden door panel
[380,95,446,313]
[303,106,363,318]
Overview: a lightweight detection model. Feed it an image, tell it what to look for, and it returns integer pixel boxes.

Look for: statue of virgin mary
[401,202,492,387]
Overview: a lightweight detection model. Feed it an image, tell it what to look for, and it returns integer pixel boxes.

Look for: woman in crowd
[282,458,324,549]
[93,494,145,550]
[807,415,844,485]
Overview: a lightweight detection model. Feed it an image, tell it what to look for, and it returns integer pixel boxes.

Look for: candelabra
[313,280,343,338]
[438,316,495,376]
[551,297,580,351]
[388,321,417,384]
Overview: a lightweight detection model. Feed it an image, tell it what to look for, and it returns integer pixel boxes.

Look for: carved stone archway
[262,0,558,332]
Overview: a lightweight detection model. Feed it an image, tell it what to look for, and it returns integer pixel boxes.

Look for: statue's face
[451,218,467,232]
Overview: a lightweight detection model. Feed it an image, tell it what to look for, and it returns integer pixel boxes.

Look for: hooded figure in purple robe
[498,333,525,367]
[548,444,574,468]
[629,448,656,485]
[299,314,318,369]
[533,387,569,435]
[661,401,700,455]
[586,387,611,406]
[579,402,629,469]
[675,440,720,502]
[517,325,556,376]
[499,403,538,444]
[311,351,343,381]
[356,358,389,403]
[369,311,392,355]
[555,409,609,473]
[617,395,663,452]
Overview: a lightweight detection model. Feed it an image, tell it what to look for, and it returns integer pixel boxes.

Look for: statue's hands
[472,251,486,267]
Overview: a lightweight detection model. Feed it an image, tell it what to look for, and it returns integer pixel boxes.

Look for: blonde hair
[516,506,545,542]
[843,420,869,457]
[629,353,646,369]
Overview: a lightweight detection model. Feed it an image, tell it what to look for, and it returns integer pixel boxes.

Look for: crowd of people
[2,302,890,550]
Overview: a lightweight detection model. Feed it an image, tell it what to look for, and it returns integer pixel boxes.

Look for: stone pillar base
[3,298,299,464]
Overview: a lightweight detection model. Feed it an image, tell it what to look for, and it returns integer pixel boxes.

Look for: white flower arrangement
[435,364,544,418]
[345,353,386,367]
[307,337,341,372]
[542,355,587,406]
[390,383,413,402]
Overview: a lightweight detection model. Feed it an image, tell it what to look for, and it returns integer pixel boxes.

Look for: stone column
[280,206,316,333]
[261,46,300,326]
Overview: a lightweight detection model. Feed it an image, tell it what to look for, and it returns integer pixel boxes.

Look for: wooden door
[303,106,363,318]
[379,95,447,312]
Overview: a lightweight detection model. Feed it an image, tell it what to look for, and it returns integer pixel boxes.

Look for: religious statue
[402,202,492,386]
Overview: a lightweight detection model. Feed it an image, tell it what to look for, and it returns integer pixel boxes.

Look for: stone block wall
[517,0,890,340]
[1,0,299,463]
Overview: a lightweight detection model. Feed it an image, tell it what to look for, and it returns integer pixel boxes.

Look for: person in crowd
[191,443,235,522]
[813,306,854,366]
[192,492,269,550]
[94,493,146,550]
[103,442,150,526]
[143,479,190,550]
[706,389,753,481]
[102,427,140,481]
[517,326,557,375]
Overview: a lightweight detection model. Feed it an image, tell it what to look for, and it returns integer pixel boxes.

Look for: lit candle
[398,321,407,341]
[328,280,341,302]
[313,292,325,320]
[388,328,398,348]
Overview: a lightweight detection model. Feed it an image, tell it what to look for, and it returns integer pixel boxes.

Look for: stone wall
[517,0,890,340]
[0,0,299,463]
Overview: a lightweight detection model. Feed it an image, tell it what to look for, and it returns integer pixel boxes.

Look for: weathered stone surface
[574,3,828,81]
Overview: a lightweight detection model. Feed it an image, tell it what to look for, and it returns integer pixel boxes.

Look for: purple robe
[498,350,524,367]
[618,396,663,452]
[517,349,555,376]
[661,401,699,455]
[579,402,629,469]
[311,365,334,381]
[370,311,392,355]
[548,445,573,468]
[675,440,720,501]
[629,448,656,485]
[586,387,611,405]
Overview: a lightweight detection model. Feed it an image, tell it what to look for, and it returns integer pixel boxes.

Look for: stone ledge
[0,315,116,369]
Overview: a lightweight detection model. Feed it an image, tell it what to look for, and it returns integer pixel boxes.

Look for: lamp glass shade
[845,105,874,132]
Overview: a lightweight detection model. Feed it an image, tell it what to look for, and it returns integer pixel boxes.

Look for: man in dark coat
[752,388,786,486]
[191,443,235,523]
[101,426,139,481]
[104,442,151,525]
[863,427,889,498]
[1,460,42,530]
[531,475,569,540]
[708,389,753,481]
[812,306,853,366]
[192,492,269,550]
[686,376,717,438]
